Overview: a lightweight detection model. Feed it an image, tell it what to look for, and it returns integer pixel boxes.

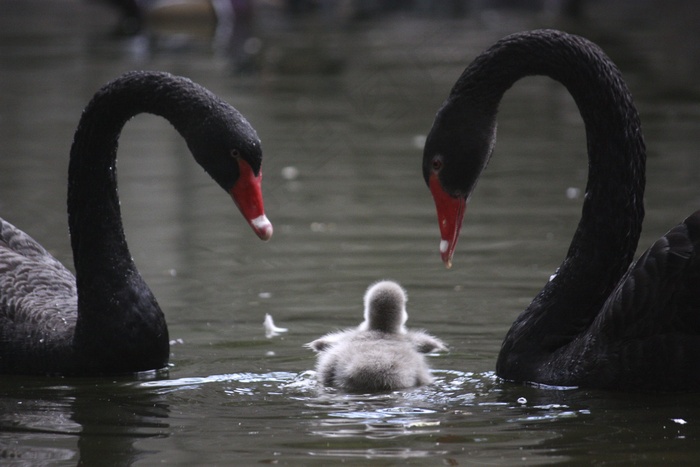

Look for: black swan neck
[68,72,223,280]
[450,30,647,374]
[66,71,236,372]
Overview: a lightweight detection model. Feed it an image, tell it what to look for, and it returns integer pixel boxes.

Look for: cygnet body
[306,281,447,393]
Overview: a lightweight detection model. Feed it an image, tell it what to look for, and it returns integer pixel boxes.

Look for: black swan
[306,280,447,392]
[423,30,700,391]
[0,71,273,376]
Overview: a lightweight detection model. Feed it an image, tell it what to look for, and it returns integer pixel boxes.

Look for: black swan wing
[0,218,77,349]
[586,210,700,390]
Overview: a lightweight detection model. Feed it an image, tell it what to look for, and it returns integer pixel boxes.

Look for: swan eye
[231,149,241,159]
[431,156,443,173]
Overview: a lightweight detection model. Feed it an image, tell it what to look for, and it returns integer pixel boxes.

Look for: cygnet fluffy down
[306,280,447,393]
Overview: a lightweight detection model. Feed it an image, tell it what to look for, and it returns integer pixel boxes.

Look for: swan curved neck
[67,73,213,304]
[451,30,646,374]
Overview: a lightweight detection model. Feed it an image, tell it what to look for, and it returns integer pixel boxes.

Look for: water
[1,0,700,464]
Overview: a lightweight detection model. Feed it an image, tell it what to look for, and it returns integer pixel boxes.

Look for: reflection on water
[0,373,170,465]
[2,0,700,464]
[2,366,700,463]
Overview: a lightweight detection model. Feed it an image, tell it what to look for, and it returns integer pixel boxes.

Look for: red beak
[429,173,466,268]
[229,158,273,241]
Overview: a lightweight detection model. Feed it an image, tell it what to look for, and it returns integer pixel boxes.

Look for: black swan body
[423,30,700,392]
[0,71,272,376]
[306,280,447,392]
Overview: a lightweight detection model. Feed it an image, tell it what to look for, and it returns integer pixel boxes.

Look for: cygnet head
[362,280,408,333]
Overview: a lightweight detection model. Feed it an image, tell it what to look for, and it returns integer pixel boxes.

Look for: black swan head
[423,98,497,267]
